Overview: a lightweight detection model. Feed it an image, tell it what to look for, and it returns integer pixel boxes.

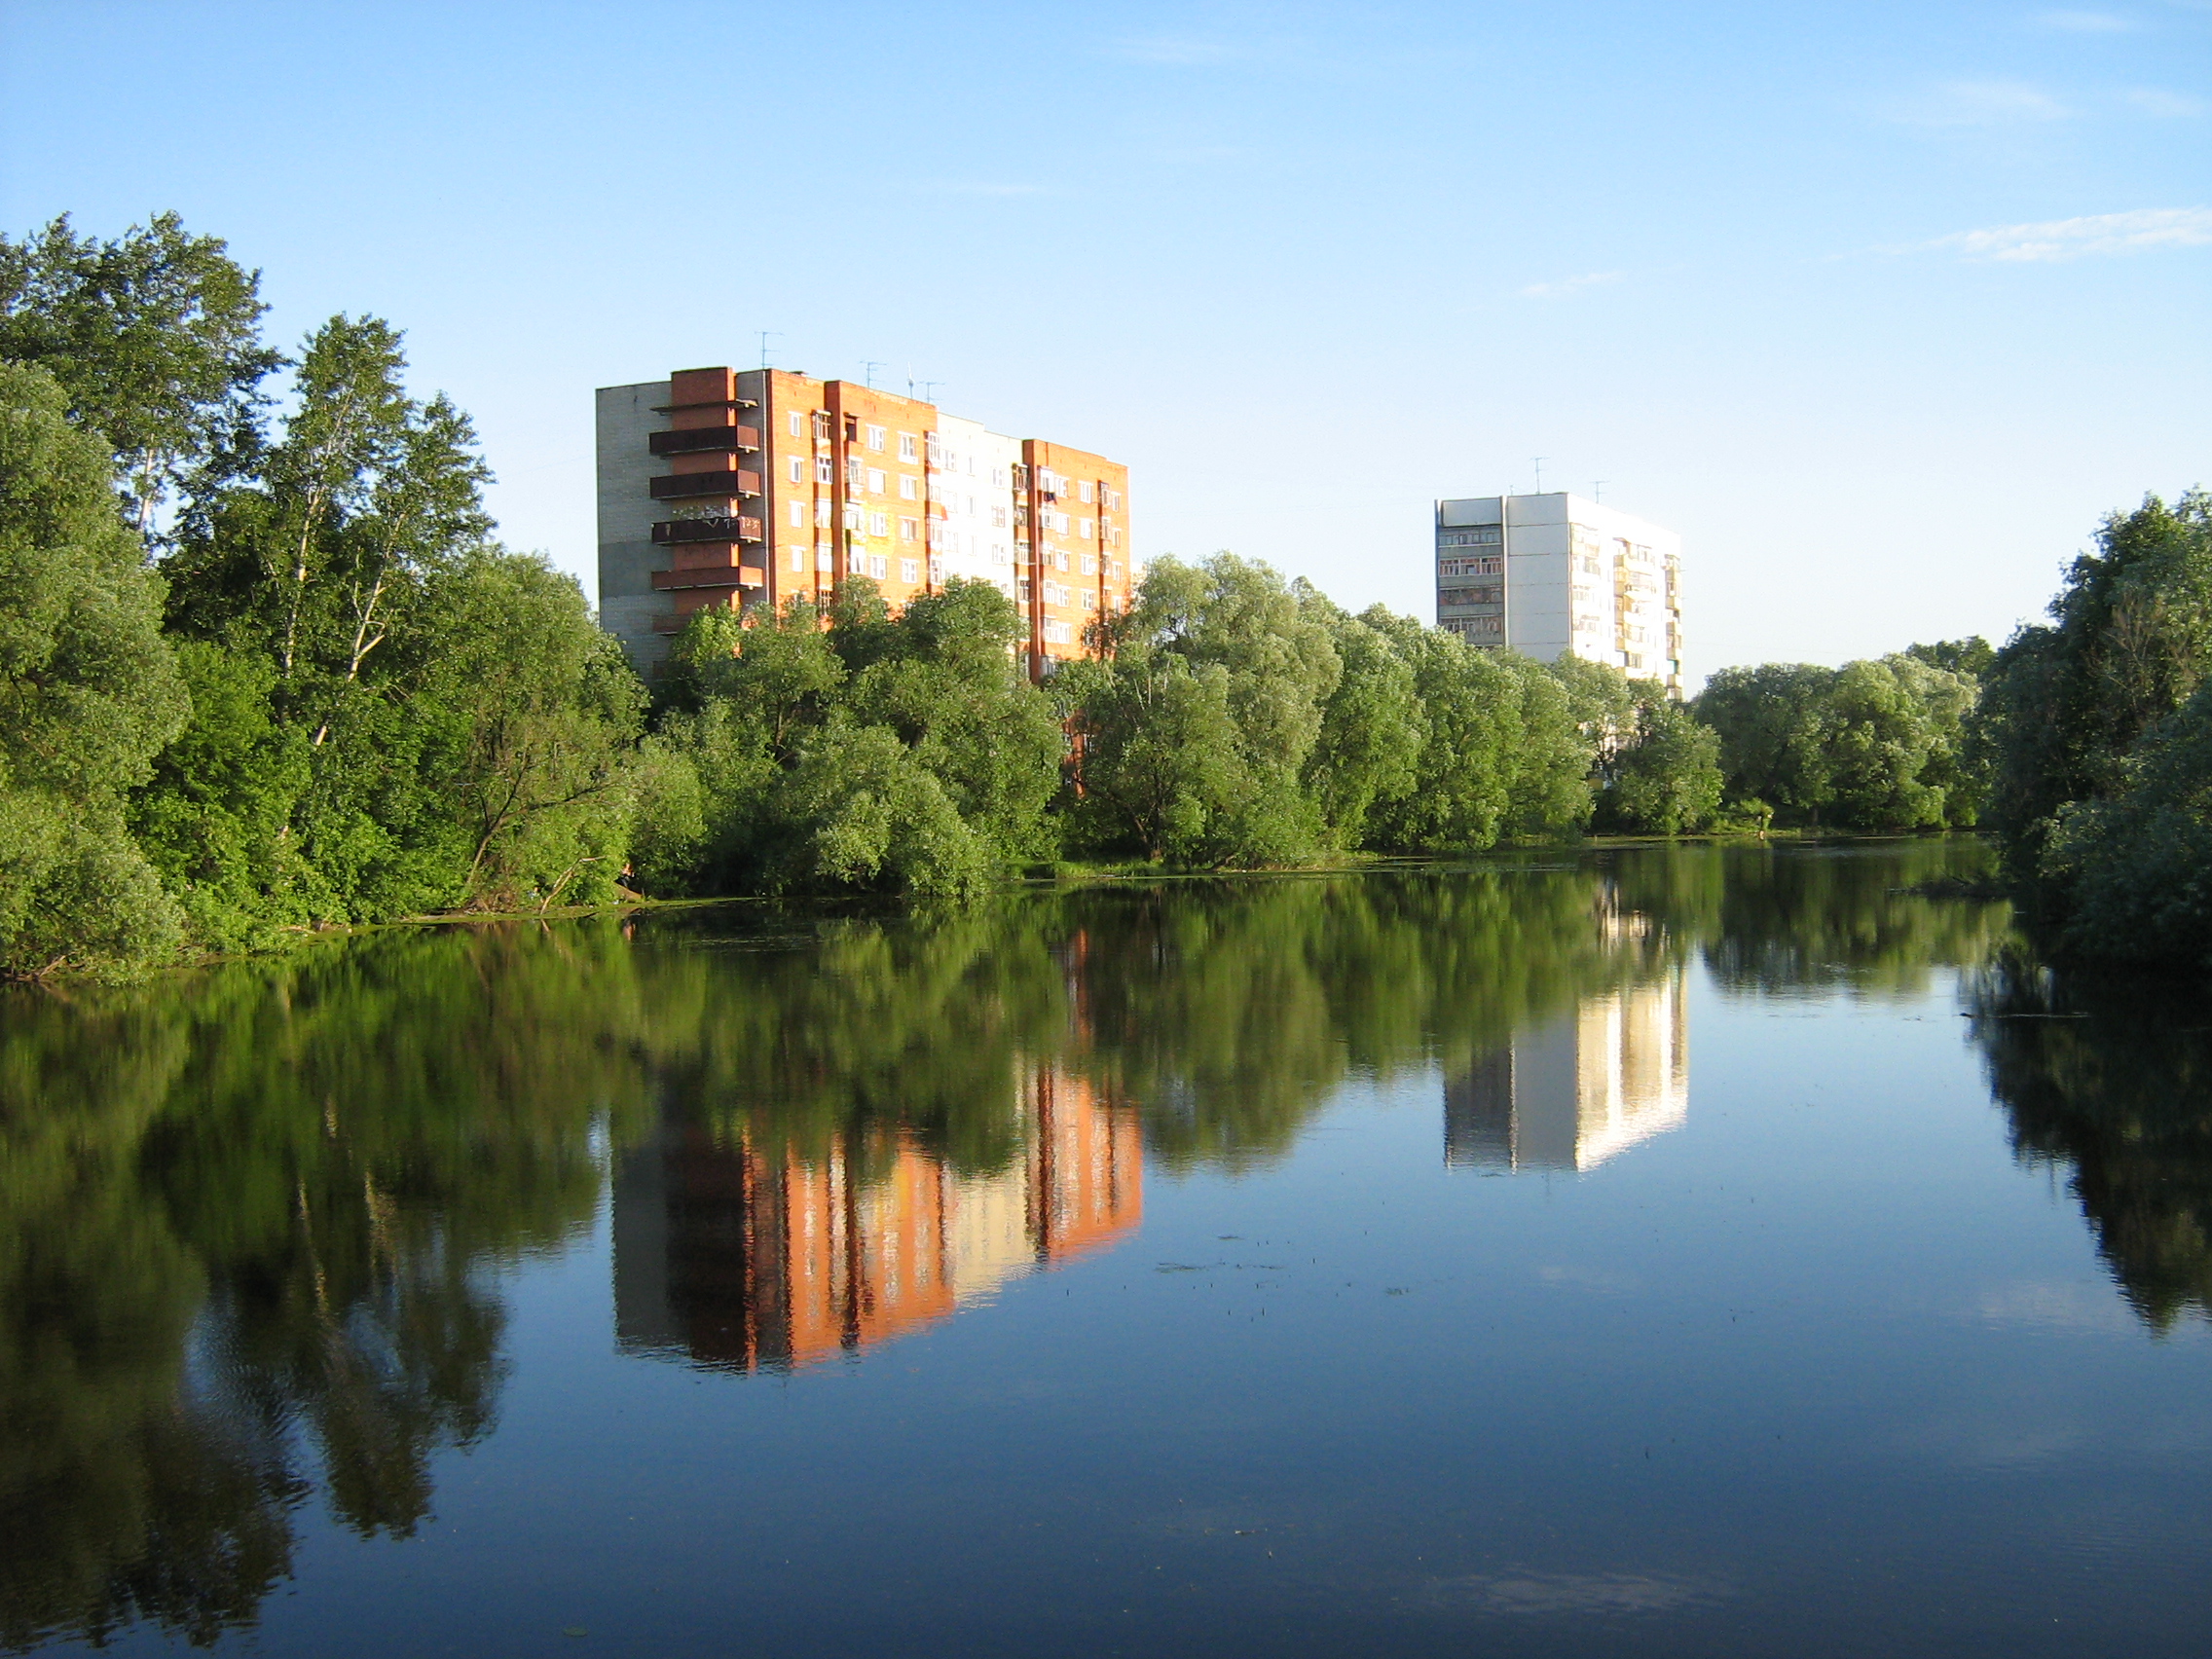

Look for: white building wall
[930,415,1022,603]
[1435,492,1682,696]
[597,380,673,678]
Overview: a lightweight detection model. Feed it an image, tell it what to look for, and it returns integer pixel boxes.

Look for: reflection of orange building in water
[613,1070,1141,1373]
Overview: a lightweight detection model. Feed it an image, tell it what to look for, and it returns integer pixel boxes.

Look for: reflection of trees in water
[0,843,2042,1648]
[1969,949,2212,1331]
[1697,838,2013,999]
[0,927,651,1650]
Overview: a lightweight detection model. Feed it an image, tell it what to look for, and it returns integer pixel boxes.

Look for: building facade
[597,365,1132,679]
[1434,492,1683,697]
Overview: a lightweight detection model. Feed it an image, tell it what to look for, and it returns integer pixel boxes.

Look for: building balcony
[651,513,760,546]
[649,471,763,503]
[651,563,764,592]
[647,425,760,457]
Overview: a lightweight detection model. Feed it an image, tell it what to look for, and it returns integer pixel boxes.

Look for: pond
[3,840,2209,1657]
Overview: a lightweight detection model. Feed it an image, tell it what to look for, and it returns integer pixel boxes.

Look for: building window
[929,558,944,582]
[899,432,917,461]
[899,517,919,541]
[868,511,890,536]
[817,457,834,484]
[866,467,886,495]
[866,424,886,452]
[846,457,864,488]
[1080,553,1097,575]
[1438,528,1503,548]
[991,505,1008,529]
[1017,578,1032,602]
[1078,480,1094,503]
[1079,519,1092,540]
[816,500,831,528]
[789,500,804,527]
[791,547,807,571]
[787,411,804,438]
[1043,619,1073,645]
[992,543,1010,566]
[817,546,833,571]
[813,412,830,441]
[901,558,920,583]
[900,474,918,500]
[1081,591,1095,610]
[844,503,864,530]
[788,457,803,484]
[1055,550,1071,572]
[868,554,888,579]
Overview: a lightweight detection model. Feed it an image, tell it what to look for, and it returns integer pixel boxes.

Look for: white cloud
[1108,36,1236,65]
[927,181,1050,197]
[2034,8,2139,29]
[1518,271,1623,299]
[1892,78,2071,125]
[2123,87,2206,116]
[1931,205,2212,260]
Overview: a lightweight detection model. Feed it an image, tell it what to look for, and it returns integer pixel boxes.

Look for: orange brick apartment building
[597,366,1132,680]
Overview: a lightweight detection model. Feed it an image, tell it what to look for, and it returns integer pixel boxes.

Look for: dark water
[5,841,2211,1658]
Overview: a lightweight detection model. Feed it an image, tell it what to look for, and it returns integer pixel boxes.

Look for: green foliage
[1979,492,2212,875]
[1352,611,1592,852]
[0,361,189,977]
[0,212,280,531]
[1600,684,1724,834]
[1068,555,1342,866]
[1302,599,1420,849]
[142,310,639,929]
[2041,679,2212,966]
[1904,635,1995,680]
[646,578,1051,897]
[1696,655,1979,830]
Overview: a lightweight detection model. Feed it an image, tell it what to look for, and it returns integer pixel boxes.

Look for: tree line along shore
[3,214,2206,977]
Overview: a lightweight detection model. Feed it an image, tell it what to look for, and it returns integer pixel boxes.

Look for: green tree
[2041,678,2212,966]
[1360,612,1526,853]
[1978,492,2212,870]
[0,362,189,977]
[0,212,280,532]
[1695,662,1841,823]
[1600,683,1724,834]
[1299,594,1420,850]
[1068,555,1342,866]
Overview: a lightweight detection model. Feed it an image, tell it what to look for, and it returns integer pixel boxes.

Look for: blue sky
[4,0,2206,679]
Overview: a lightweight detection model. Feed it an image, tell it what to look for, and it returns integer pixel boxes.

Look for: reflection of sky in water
[9,842,2212,1658]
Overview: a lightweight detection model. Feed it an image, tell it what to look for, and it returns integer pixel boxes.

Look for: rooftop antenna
[919,380,944,405]
[1593,479,1607,503]
[863,361,886,389]
[1532,456,1548,493]
[757,330,782,370]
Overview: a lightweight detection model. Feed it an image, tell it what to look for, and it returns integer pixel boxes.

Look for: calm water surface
[5,841,2210,1657]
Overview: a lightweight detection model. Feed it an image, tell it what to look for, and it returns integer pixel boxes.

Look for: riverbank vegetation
[1,209,2180,977]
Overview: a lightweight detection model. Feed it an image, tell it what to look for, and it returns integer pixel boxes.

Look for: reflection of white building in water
[1446,970,1689,1172]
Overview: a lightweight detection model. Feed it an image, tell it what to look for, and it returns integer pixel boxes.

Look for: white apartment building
[928,414,1022,602]
[1435,492,1683,697]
